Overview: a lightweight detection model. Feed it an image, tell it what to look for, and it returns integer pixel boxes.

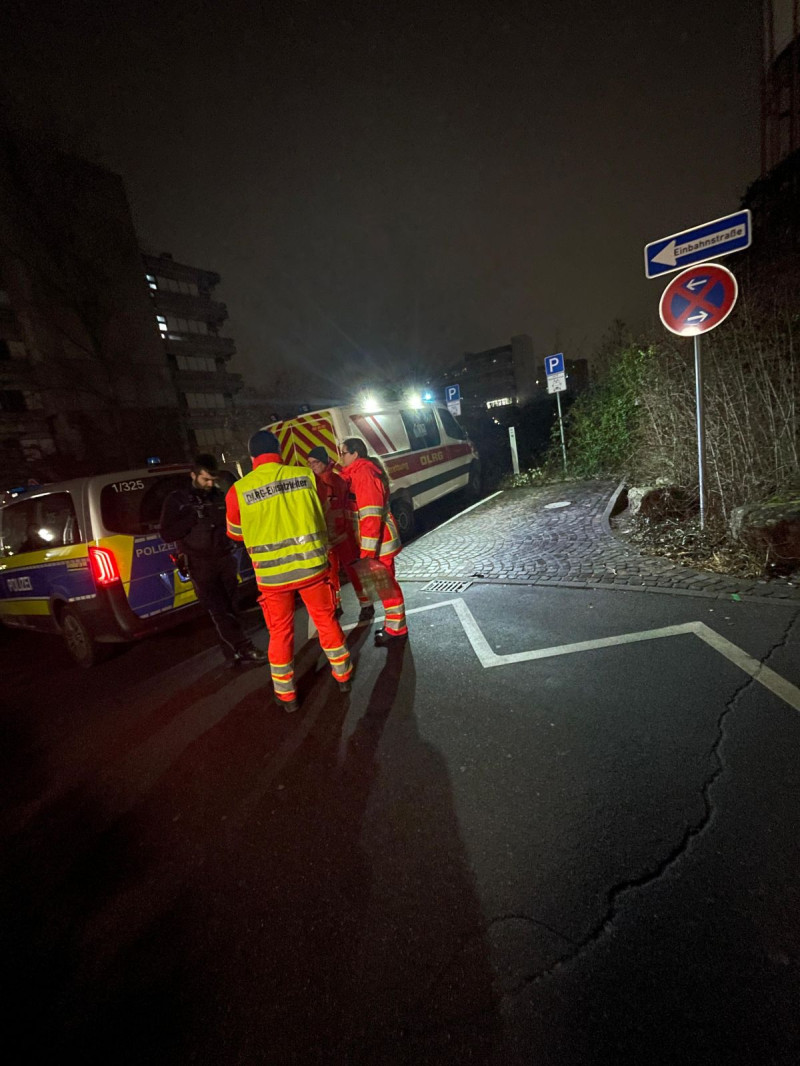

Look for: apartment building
[0,134,185,487]
[142,252,243,454]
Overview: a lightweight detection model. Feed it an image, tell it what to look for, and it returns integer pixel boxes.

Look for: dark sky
[4,0,762,397]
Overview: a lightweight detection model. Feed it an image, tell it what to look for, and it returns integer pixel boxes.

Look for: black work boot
[274,693,299,713]
[236,642,269,664]
[357,604,375,623]
[374,628,408,647]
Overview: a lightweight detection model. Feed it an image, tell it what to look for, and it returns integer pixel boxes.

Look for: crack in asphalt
[375,609,800,1020]
[507,606,800,993]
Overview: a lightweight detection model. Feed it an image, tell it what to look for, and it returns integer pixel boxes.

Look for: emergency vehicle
[0,466,254,667]
[266,400,480,538]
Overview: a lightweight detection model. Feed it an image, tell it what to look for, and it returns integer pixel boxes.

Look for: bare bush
[634,284,798,520]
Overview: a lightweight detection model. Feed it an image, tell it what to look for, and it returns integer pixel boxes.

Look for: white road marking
[333,597,800,711]
[415,490,503,540]
[691,622,800,711]
[407,599,800,712]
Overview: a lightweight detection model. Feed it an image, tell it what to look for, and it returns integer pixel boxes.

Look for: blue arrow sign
[644,210,751,279]
[544,353,564,376]
[445,384,461,403]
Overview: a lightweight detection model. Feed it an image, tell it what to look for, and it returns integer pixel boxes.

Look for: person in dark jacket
[159,454,267,667]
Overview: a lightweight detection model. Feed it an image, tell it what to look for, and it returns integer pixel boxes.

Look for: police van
[0,466,254,667]
[266,400,481,539]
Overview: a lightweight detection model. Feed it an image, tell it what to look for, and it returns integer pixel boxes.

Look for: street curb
[398,574,800,607]
[603,479,627,527]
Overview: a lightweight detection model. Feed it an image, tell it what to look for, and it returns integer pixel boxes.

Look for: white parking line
[334,597,800,713]
[406,599,800,712]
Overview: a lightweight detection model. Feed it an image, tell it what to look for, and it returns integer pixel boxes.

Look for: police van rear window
[100,471,237,534]
[100,474,189,535]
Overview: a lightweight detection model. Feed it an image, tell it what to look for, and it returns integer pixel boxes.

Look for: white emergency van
[266,401,481,539]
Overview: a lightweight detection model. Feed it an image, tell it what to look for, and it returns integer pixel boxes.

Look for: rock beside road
[729,495,800,576]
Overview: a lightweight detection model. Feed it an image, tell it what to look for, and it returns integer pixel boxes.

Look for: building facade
[0,134,186,487]
[142,252,243,457]
[434,334,587,417]
[745,1,800,257]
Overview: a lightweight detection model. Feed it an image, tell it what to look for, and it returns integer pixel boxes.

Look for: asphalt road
[2,531,799,1064]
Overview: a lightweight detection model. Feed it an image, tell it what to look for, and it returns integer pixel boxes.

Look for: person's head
[248,429,282,459]
[340,437,367,468]
[190,453,218,492]
[307,446,330,476]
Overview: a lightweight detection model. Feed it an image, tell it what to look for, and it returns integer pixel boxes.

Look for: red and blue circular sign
[659,262,738,337]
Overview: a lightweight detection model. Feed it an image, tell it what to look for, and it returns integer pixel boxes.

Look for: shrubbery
[548,269,800,520]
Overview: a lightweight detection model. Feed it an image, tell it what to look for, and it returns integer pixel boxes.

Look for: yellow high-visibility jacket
[226,454,330,591]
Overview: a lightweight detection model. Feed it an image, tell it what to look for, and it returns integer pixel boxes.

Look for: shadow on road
[1,623,506,1064]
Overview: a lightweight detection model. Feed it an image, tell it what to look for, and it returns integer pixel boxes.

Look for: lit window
[145,274,157,290]
[486,397,514,409]
[156,315,168,333]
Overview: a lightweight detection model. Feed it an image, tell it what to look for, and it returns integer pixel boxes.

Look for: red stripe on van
[384,442,472,478]
[349,415,385,455]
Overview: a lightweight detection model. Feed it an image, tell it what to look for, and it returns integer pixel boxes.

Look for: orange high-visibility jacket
[314,462,357,553]
[340,457,401,561]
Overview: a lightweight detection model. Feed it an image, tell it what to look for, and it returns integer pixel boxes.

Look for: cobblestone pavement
[396,481,800,604]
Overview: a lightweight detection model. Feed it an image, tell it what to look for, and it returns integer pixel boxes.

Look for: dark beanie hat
[308,446,329,465]
[248,429,281,457]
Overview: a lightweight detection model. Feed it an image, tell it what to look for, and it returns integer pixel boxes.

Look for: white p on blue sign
[445,384,461,403]
[545,353,564,376]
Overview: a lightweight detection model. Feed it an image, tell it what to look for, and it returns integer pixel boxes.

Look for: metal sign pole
[508,426,520,475]
[555,391,567,473]
[693,334,707,529]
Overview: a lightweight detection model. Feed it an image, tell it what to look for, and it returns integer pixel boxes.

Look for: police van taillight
[88,545,121,586]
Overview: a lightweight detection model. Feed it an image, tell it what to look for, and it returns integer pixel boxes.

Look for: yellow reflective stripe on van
[0,599,51,617]
[270,411,339,468]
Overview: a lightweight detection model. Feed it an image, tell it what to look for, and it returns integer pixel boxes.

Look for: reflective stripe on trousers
[259,573,352,700]
[373,558,408,635]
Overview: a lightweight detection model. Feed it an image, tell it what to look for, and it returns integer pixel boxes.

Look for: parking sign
[544,353,564,376]
[445,384,461,404]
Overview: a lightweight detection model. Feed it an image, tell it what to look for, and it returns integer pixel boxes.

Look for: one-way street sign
[644,210,751,279]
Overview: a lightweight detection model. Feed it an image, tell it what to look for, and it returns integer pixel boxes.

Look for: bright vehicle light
[361,393,380,413]
[422,391,434,402]
[406,391,423,409]
[88,545,121,586]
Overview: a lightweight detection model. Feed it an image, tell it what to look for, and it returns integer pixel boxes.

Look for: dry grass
[612,514,768,579]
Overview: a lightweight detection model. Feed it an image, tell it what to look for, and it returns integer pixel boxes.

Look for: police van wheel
[62,607,107,668]
[391,498,415,542]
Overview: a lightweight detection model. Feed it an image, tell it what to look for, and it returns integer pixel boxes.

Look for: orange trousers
[371,557,407,636]
[258,572,352,703]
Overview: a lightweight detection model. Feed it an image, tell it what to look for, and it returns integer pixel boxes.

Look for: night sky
[3,0,762,398]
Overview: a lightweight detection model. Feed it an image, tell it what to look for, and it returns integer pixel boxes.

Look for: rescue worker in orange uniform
[307,445,372,621]
[339,436,408,646]
[225,430,353,712]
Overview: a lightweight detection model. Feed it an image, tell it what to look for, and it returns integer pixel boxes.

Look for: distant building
[433,334,588,416]
[744,1,800,256]
[142,252,243,455]
[0,134,186,486]
[761,0,800,173]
